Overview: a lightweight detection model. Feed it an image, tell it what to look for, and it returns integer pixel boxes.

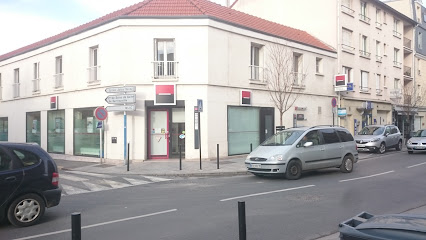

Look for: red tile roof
[0,0,334,61]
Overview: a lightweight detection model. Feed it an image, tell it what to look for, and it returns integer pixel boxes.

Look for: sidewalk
[51,153,249,177]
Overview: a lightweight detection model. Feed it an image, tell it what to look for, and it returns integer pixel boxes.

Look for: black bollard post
[250,143,252,152]
[179,144,182,170]
[127,143,130,172]
[71,212,81,240]
[238,201,246,240]
[217,144,219,169]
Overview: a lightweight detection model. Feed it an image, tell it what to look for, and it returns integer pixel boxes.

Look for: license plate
[250,164,261,168]
[357,144,366,148]
[414,146,426,150]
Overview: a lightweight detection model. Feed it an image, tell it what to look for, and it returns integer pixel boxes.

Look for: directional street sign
[105,94,136,104]
[105,86,136,93]
[106,105,136,112]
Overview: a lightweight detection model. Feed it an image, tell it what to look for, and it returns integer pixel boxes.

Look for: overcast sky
[0,0,227,55]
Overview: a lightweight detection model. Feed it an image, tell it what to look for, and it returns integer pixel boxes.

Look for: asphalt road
[1,151,426,240]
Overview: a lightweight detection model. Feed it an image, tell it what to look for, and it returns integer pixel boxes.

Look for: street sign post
[106,105,136,112]
[105,94,136,104]
[105,86,136,93]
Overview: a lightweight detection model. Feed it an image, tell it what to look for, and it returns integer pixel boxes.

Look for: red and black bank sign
[240,90,251,106]
[50,96,58,110]
[154,84,176,105]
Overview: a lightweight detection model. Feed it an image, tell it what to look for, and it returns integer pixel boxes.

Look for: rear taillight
[52,172,59,186]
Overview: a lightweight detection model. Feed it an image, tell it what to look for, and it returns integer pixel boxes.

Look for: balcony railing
[360,86,369,92]
[54,73,64,89]
[342,44,355,53]
[375,22,382,28]
[292,72,306,87]
[376,55,382,62]
[87,66,101,84]
[393,61,402,68]
[13,83,20,98]
[404,37,412,49]
[32,78,40,92]
[393,30,402,38]
[359,14,371,23]
[404,66,412,77]
[359,50,371,58]
[390,89,402,99]
[249,65,266,83]
[376,88,383,95]
[341,5,355,16]
[153,61,178,79]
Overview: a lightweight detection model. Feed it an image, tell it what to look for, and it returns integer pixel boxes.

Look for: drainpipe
[337,0,341,127]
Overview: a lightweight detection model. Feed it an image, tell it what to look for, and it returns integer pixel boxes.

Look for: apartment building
[0,0,336,162]
[232,0,417,135]
[383,0,426,132]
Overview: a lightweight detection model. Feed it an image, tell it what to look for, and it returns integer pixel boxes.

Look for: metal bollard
[71,212,81,240]
[238,201,246,240]
[127,143,130,172]
[179,144,182,170]
[250,143,252,152]
[217,144,219,169]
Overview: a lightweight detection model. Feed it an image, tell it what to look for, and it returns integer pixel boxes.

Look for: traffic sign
[105,86,136,93]
[105,94,136,104]
[331,97,337,108]
[106,105,136,112]
[94,107,108,121]
[97,121,103,128]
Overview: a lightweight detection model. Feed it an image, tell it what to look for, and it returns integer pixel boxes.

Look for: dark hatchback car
[0,142,61,227]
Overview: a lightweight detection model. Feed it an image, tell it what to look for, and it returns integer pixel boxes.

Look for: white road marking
[220,185,316,202]
[339,171,395,182]
[123,177,151,185]
[143,175,171,182]
[407,162,426,168]
[12,209,177,240]
[103,179,132,188]
[61,184,90,195]
[65,170,111,178]
[60,173,88,182]
[83,182,111,191]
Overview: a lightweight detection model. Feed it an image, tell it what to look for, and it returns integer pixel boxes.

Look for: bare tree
[265,41,306,127]
[392,83,426,137]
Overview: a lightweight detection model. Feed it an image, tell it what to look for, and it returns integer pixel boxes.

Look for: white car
[407,129,426,154]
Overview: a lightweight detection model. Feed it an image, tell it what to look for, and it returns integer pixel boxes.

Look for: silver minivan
[245,126,359,180]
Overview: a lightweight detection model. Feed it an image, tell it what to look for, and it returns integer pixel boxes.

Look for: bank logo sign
[154,84,176,105]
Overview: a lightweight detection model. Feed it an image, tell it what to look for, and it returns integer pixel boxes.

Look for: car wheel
[7,193,45,227]
[408,151,413,154]
[396,140,402,151]
[378,142,386,154]
[340,156,354,173]
[285,160,302,180]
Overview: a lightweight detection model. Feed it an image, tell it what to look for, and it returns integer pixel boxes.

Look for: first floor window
[343,66,352,83]
[361,71,369,91]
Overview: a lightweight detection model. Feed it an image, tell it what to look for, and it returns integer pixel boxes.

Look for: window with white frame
[55,56,63,88]
[0,73,2,100]
[14,68,19,98]
[316,57,323,74]
[376,74,381,94]
[384,75,387,87]
[33,62,40,92]
[250,44,263,80]
[376,8,382,27]
[154,39,176,79]
[394,48,400,67]
[342,28,353,51]
[418,32,423,49]
[293,53,303,86]
[343,66,352,83]
[393,18,401,37]
[376,41,382,61]
[341,0,354,15]
[394,78,400,89]
[360,35,369,57]
[88,46,99,83]
[360,70,369,91]
[360,1,369,22]
[384,12,387,24]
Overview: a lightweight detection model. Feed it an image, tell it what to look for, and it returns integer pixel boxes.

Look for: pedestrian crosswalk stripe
[65,171,111,178]
[142,176,171,182]
[61,184,90,195]
[103,179,132,189]
[60,173,88,182]
[123,177,151,185]
[83,182,111,191]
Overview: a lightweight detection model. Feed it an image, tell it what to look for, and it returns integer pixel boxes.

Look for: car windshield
[358,126,384,135]
[261,130,304,146]
[414,130,426,137]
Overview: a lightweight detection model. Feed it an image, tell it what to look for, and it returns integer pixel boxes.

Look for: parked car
[406,129,426,154]
[354,125,403,154]
[245,126,359,180]
[0,142,61,227]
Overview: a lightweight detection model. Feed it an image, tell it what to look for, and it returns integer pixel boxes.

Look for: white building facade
[0,0,337,162]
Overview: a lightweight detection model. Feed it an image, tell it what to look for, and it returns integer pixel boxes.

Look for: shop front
[74,108,103,156]
[26,112,41,145]
[47,110,65,153]
[0,117,7,141]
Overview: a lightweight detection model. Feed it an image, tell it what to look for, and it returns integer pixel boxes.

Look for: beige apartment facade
[233,0,417,135]
[0,0,337,162]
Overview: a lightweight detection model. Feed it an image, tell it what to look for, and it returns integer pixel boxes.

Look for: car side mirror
[304,142,313,147]
[385,133,389,137]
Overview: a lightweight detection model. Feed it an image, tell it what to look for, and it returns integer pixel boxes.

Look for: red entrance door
[148,109,169,159]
